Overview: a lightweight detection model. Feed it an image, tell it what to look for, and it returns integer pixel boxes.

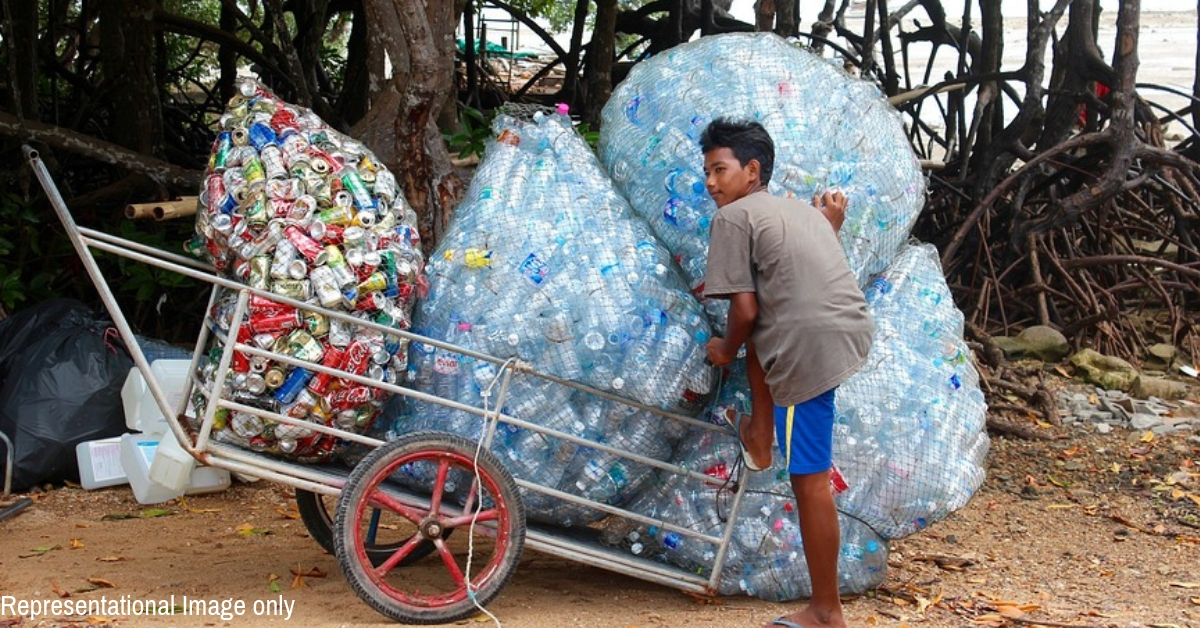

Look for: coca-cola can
[251,310,300,334]
[268,197,294,219]
[340,339,372,377]
[329,385,375,411]
[307,346,347,395]
[284,225,327,265]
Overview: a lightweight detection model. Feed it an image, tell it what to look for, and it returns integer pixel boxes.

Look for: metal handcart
[26,145,753,625]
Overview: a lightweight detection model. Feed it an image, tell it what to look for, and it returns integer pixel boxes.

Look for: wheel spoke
[429,457,452,515]
[371,534,427,578]
[444,509,500,528]
[365,488,428,525]
[460,477,480,514]
[433,537,467,589]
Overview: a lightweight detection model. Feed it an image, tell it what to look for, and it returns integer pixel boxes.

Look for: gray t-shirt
[702,190,873,406]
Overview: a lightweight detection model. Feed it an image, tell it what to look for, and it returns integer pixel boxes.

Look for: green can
[249,255,271,291]
[285,329,325,363]
[316,205,353,226]
[244,195,269,231]
[243,154,266,189]
[271,279,311,300]
[341,170,376,211]
[301,310,330,337]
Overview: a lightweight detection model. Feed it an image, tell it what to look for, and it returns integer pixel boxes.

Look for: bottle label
[519,253,549,285]
[434,353,460,375]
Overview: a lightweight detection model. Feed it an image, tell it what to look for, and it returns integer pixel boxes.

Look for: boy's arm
[706,291,758,366]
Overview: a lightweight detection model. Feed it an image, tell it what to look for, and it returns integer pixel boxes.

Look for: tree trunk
[218,1,238,105]
[360,0,463,254]
[99,0,163,157]
[774,0,797,37]
[563,0,591,106]
[336,0,373,126]
[755,0,775,32]
[3,0,40,122]
[587,0,619,125]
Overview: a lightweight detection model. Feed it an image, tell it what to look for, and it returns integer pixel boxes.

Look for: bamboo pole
[125,196,199,221]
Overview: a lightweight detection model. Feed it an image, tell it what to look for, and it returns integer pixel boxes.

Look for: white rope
[463,357,517,627]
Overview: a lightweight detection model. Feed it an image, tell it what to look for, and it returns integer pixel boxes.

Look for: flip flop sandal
[769,619,807,628]
[723,408,766,472]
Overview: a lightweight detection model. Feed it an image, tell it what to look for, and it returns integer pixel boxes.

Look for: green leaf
[140,508,175,518]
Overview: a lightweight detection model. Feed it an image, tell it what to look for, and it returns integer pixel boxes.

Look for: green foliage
[0,192,63,312]
[574,120,600,150]
[444,106,496,159]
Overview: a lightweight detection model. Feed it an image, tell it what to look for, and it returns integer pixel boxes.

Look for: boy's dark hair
[699,118,775,186]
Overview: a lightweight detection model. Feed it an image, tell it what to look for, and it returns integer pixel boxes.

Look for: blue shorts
[775,387,836,475]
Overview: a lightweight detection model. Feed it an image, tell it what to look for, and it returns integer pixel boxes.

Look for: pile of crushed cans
[186,79,426,462]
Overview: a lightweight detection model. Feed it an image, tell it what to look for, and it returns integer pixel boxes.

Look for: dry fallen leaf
[96,556,126,562]
[85,617,113,625]
[87,578,116,588]
[51,580,70,598]
[70,538,85,549]
[236,522,272,536]
[1141,431,1156,443]
[1189,597,1200,606]
[289,565,327,578]
[276,507,301,520]
[1168,582,1200,589]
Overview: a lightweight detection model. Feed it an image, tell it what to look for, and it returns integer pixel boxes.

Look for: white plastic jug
[121,360,194,435]
[119,433,231,504]
[120,433,184,504]
[76,437,127,489]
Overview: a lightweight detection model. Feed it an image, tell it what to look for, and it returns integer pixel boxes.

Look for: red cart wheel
[334,432,526,625]
[296,488,449,566]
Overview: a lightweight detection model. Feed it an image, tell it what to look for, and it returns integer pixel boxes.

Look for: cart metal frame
[26,144,751,620]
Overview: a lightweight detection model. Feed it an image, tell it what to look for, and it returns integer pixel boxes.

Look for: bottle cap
[556,103,570,115]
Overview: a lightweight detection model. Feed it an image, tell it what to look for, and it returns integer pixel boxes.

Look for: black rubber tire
[295,489,445,567]
[334,432,526,625]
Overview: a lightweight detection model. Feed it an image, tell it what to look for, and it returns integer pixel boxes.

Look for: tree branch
[0,109,202,192]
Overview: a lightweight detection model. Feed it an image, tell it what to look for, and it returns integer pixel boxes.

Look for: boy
[700,118,873,628]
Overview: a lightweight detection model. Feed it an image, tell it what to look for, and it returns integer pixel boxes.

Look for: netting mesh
[388,111,714,524]
[607,243,987,597]
[593,32,989,599]
[599,32,924,327]
[187,79,425,462]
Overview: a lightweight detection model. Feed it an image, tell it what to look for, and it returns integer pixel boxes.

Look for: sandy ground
[2,412,1199,628]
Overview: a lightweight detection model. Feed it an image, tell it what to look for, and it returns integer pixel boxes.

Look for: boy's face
[703,148,761,208]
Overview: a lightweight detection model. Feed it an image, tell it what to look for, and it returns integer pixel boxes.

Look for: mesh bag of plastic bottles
[186,79,425,462]
[598,32,924,315]
[605,243,986,599]
[395,110,714,524]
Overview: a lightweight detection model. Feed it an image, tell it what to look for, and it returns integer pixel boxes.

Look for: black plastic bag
[0,299,92,381]
[0,306,132,491]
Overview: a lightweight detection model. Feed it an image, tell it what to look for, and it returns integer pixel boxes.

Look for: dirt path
[2,421,1199,628]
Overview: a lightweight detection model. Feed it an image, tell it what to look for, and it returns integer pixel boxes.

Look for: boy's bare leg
[766,471,847,628]
[741,341,775,470]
